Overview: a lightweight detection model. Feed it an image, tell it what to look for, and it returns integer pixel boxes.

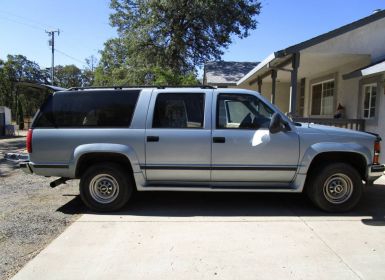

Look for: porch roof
[343,59,385,79]
[237,9,385,86]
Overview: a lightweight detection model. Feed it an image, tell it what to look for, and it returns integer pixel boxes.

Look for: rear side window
[33,90,140,128]
[152,93,204,128]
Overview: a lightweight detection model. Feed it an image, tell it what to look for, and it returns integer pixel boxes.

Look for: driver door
[211,92,300,183]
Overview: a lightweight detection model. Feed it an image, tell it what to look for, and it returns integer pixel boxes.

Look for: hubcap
[89,174,119,204]
[323,173,353,204]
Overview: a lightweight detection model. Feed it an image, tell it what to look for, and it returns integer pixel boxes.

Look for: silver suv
[21,86,384,212]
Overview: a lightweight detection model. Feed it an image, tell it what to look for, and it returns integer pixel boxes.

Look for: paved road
[12,176,385,280]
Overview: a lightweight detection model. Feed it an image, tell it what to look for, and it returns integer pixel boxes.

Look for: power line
[0,9,54,30]
[54,48,85,64]
[0,15,45,31]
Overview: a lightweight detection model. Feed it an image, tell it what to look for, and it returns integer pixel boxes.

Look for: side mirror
[269,113,287,134]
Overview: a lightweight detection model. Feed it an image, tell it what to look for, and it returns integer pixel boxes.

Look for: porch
[236,10,385,133]
[293,117,365,131]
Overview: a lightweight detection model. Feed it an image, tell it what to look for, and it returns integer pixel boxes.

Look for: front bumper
[368,164,385,179]
[20,162,33,174]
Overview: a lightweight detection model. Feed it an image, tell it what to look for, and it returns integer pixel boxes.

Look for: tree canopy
[95,0,261,85]
[0,55,95,124]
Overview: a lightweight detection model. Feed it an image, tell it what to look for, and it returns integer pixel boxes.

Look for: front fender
[68,143,142,177]
[298,142,372,174]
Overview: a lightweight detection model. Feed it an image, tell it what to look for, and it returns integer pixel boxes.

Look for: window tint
[217,94,273,129]
[152,93,204,128]
[34,90,140,128]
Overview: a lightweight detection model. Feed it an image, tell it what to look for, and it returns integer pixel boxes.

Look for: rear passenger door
[144,89,212,182]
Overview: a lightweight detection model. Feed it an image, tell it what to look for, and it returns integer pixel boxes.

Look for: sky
[0,0,384,77]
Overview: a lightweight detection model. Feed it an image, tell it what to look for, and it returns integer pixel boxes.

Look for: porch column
[271,70,277,104]
[257,77,262,93]
[289,53,300,114]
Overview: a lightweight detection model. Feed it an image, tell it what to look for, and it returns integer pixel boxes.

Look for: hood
[296,122,377,140]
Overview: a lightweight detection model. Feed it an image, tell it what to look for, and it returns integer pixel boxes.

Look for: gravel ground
[0,137,84,280]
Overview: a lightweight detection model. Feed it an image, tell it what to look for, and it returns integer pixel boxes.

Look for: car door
[211,92,300,183]
[144,89,212,182]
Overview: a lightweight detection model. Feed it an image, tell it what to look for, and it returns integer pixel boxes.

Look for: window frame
[362,83,377,119]
[216,93,274,130]
[151,92,206,129]
[310,79,335,116]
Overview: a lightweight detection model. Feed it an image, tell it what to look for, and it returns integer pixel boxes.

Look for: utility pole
[45,29,60,85]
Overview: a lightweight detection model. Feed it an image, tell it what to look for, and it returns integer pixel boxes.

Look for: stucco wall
[361,74,385,164]
[305,17,385,62]
[238,82,291,113]
[302,57,370,118]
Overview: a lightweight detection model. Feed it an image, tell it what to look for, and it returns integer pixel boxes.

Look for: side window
[152,93,205,128]
[217,94,273,129]
[34,90,140,128]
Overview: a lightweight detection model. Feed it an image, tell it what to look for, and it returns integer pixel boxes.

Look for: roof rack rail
[67,85,215,91]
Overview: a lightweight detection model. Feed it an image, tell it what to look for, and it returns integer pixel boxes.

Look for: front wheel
[306,163,363,212]
[80,163,133,212]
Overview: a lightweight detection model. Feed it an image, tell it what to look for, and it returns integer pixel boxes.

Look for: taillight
[373,140,381,165]
[26,129,33,153]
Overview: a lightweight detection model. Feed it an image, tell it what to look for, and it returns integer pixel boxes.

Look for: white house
[236,9,385,163]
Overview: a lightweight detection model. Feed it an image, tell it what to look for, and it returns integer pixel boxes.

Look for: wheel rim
[89,174,119,204]
[323,173,353,204]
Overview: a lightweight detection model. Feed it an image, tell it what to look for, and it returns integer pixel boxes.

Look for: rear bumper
[368,164,385,180]
[20,161,33,174]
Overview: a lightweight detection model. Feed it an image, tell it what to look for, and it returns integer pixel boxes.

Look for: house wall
[303,57,370,118]
[238,82,291,113]
[359,73,385,164]
[305,17,385,62]
[378,77,385,164]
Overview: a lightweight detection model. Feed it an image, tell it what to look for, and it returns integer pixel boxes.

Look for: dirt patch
[0,137,84,280]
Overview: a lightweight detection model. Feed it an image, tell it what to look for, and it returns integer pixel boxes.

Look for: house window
[311,80,335,115]
[297,78,305,116]
[363,84,377,119]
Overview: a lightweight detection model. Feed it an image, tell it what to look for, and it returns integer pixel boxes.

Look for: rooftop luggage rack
[67,85,216,91]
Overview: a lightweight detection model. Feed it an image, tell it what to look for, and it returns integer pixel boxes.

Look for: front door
[211,92,300,183]
[145,90,212,182]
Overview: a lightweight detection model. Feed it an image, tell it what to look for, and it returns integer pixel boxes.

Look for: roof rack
[67,85,215,91]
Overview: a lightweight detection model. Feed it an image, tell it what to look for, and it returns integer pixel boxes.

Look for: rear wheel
[306,163,363,212]
[80,163,133,212]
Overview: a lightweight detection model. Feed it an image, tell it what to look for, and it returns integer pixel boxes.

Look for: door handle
[213,137,226,143]
[147,136,159,142]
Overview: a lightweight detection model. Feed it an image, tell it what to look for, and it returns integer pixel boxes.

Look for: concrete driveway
[12,176,385,280]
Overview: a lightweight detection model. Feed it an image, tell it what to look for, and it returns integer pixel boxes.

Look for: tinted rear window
[33,90,140,128]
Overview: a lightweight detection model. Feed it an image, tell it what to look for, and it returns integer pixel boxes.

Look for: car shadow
[57,182,385,226]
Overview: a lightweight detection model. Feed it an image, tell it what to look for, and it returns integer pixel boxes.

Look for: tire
[306,162,363,212]
[80,162,133,212]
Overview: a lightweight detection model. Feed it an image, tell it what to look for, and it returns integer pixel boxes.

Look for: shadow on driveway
[57,182,385,226]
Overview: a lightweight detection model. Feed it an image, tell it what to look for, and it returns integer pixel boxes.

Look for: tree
[54,64,83,88]
[95,0,261,86]
[82,55,98,86]
[0,55,49,124]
